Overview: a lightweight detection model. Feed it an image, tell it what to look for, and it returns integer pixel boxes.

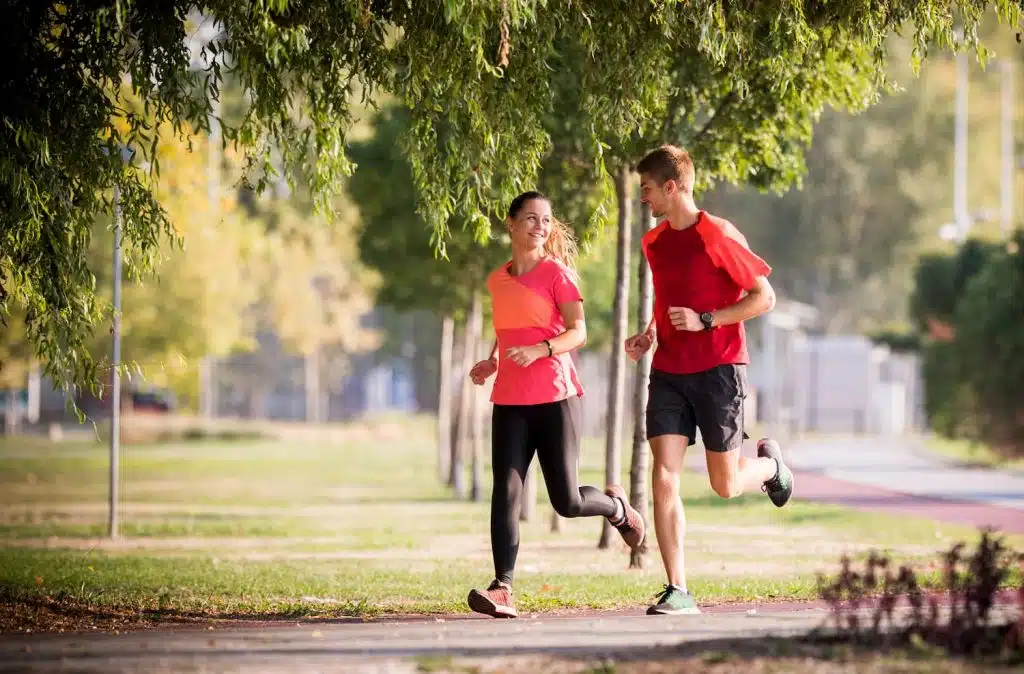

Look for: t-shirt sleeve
[551,266,584,305]
[699,216,772,291]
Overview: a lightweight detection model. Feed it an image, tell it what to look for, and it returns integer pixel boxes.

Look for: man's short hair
[636,145,695,194]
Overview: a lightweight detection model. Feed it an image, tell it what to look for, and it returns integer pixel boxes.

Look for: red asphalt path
[792,469,1024,535]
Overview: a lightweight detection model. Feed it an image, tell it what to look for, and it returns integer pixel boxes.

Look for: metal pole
[1000,59,1015,237]
[109,186,124,539]
[954,51,969,241]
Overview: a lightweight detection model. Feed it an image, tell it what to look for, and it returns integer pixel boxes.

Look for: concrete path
[0,605,832,673]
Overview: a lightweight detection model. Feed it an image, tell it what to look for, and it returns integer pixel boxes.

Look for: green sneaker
[758,438,794,507]
[647,585,701,615]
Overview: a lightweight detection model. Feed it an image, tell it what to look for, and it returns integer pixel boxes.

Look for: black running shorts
[645,364,749,452]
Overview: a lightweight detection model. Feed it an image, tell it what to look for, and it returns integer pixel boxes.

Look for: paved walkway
[786,435,1024,534]
[0,605,830,673]
[3,597,1019,673]
[682,434,1024,534]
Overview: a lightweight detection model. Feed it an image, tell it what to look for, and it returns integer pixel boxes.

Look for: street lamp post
[106,144,133,539]
[109,184,123,538]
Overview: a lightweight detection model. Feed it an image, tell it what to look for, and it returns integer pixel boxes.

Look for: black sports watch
[699,312,715,331]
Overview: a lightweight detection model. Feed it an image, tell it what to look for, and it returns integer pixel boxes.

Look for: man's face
[640,175,671,218]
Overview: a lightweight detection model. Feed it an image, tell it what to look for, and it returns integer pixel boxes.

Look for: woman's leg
[489,404,534,587]
[533,396,646,549]
[532,396,616,518]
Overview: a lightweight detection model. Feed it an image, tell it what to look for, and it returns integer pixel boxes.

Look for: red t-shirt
[641,211,772,375]
[486,257,585,405]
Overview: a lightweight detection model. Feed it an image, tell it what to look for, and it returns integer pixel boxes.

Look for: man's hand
[505,344,549,368]
[668,306,703,332]
[624,331,655,362]
[469,358,497,385]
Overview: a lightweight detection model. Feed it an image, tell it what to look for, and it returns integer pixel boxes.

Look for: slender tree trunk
[437,314,455,483]
[470,328,486,502]
[454,291,483,498]
[27,362,41,425]
[599,163,633,549]
[3,395,18,436]
[550,508,563,532]
[630,201,656,569]
[448,325,464,487]
[304,346,320,423]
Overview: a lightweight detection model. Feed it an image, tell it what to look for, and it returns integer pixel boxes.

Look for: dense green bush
[952,238,1024,455]
[911,231,1023,457]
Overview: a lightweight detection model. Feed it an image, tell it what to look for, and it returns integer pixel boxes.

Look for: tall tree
[243,189,379,420]
[629,202,657,569]
[347,104,505,490]
[83,117,261,404]
[598,165,633,549]
[703,25,1023,334]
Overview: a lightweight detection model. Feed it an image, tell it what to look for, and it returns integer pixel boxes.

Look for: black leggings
[490,396,618,586]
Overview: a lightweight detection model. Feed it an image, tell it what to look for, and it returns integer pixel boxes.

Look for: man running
[466,190,646,619]
[624,145,794,616]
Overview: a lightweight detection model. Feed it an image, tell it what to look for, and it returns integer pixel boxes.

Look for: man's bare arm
[710,276,776,327]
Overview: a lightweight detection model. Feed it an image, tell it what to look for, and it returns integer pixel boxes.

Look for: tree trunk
[27,362,41,425]
[199,356,215,419]
[599,163,633,549]
[454,290,483,498]
[304,346,320,423]
[550,508,563,532]
[3,394,19,436]
[437,314,455,483]
[470,328,486,502]
[448,325,464,487]
[629,201,656,569]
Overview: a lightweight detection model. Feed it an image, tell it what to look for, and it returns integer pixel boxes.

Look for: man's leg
[650,434,689,590]
[704,445,777,499]
[692,365,793,505]
[645,370,701,615]
[533,397,646,548]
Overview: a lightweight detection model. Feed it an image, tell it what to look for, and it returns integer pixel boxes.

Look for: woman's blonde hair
[507,191,579,273]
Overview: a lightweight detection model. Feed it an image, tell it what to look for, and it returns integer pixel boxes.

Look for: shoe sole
[467,590,518,619]
[646,606,702,616]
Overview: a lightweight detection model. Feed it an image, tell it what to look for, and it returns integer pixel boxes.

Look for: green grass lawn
[923,434,1024,471]
[1,415,1020,627]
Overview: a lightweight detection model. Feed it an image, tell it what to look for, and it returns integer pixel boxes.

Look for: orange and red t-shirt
[641,210,772,376]
[486,257,584,406]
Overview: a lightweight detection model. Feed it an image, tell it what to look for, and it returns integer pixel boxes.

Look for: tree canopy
[3,0,1021,391]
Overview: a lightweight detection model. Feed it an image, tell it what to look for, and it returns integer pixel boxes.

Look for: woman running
[466,191,646,619]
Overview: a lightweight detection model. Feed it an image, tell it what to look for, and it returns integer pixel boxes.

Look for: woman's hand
[469,358,498,385]
[505,343,549,368]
